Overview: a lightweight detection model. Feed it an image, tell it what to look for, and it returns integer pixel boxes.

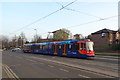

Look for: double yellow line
[2,64,20,80]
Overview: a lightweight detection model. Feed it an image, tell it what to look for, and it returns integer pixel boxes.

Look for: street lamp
[34,29,37,36]
[34,29,38,43]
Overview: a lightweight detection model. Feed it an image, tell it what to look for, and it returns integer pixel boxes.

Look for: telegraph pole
[47,32,52,39]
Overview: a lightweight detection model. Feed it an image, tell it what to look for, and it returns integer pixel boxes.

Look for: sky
[0,0,119,41]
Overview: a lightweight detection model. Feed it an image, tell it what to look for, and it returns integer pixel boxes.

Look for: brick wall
[90,33,109,47]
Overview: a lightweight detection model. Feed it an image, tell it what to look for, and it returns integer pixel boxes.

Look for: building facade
[52,29,69,41]
[90,28,120,47]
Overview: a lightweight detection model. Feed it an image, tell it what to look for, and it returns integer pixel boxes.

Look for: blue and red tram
[23,40,95,58]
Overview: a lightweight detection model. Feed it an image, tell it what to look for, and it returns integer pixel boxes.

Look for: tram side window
[58,44,63,50]
[69,44,72,49]
[38,45,40,49]
[35,45,40,49]
[83,43,86,50]
[80,43,86,50]
[52,45,54,50]
[44,45,48,50]
[42,45,45,50]
[46,44,49,49]
[43,45,47,50]
[59,45,62,50]
[28,46,30,50]
[73,43,79,50]
[39,45,42,50]
[67,44,72,50]
[49,44,52,49]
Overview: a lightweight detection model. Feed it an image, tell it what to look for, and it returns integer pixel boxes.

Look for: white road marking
[48,65,54,68]
[78,74,90,78]
[59,68,69,72]
[3,64,20,80]
[25,59,37,63]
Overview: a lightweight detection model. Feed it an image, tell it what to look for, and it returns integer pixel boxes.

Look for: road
[1,50,119,79]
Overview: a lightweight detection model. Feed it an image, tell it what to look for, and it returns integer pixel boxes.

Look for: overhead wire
[10,0,77,35]
[65,15,118,28]
[64,8,103,19]
[55,2,102,19]
[9,1,118,39]
[53,2,118,29]
[33,1,118,37]
[40,15,118,36]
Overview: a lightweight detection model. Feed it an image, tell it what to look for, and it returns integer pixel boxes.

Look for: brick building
[89,28,120,47]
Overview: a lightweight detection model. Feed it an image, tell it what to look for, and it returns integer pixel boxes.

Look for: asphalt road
[2,50,119,79]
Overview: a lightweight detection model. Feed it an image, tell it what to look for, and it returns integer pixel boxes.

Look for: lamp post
[34,29,37,43]
[34,29,37,36]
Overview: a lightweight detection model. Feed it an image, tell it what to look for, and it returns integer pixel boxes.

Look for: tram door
[53,44,57,55]
[59,44,67,56]
[57,44,64,56]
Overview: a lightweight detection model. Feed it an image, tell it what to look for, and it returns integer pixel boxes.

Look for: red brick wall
[90,33,109,47]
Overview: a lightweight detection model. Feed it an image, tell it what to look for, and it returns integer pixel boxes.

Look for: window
[102,33,106,38]
[42,45,45,50]
[44,45,48,49]
[79,44,82,50]
[80,43,86,50]
[66,44,72,51]
[40,45,42,49]
[57,44,64,50]
[46,44,49,49]
[59,45,62,49]
[73,43,79,50]
[86,42,94,51]
[69,44,72,49]
[35,45,40,49]
[49,44,52,49]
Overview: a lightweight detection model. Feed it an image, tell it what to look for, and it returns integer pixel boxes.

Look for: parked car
[11,48,21,52]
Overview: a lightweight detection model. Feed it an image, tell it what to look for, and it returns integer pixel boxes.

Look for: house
[52,29,69,41]
[73,34,84,40]
[73,34,80,40]
[89,28,120,47]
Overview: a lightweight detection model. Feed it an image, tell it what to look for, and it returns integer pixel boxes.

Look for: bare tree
[16,32,27,48]
[10,35,18,48]
[0,35,9,49]
[33,34,42,43]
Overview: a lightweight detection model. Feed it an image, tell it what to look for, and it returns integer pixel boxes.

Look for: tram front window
[86,42,94,51]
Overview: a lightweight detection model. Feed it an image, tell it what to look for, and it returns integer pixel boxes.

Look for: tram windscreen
[86,42,94,51]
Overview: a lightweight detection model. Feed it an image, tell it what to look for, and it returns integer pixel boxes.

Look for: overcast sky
[1,0,119,41]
